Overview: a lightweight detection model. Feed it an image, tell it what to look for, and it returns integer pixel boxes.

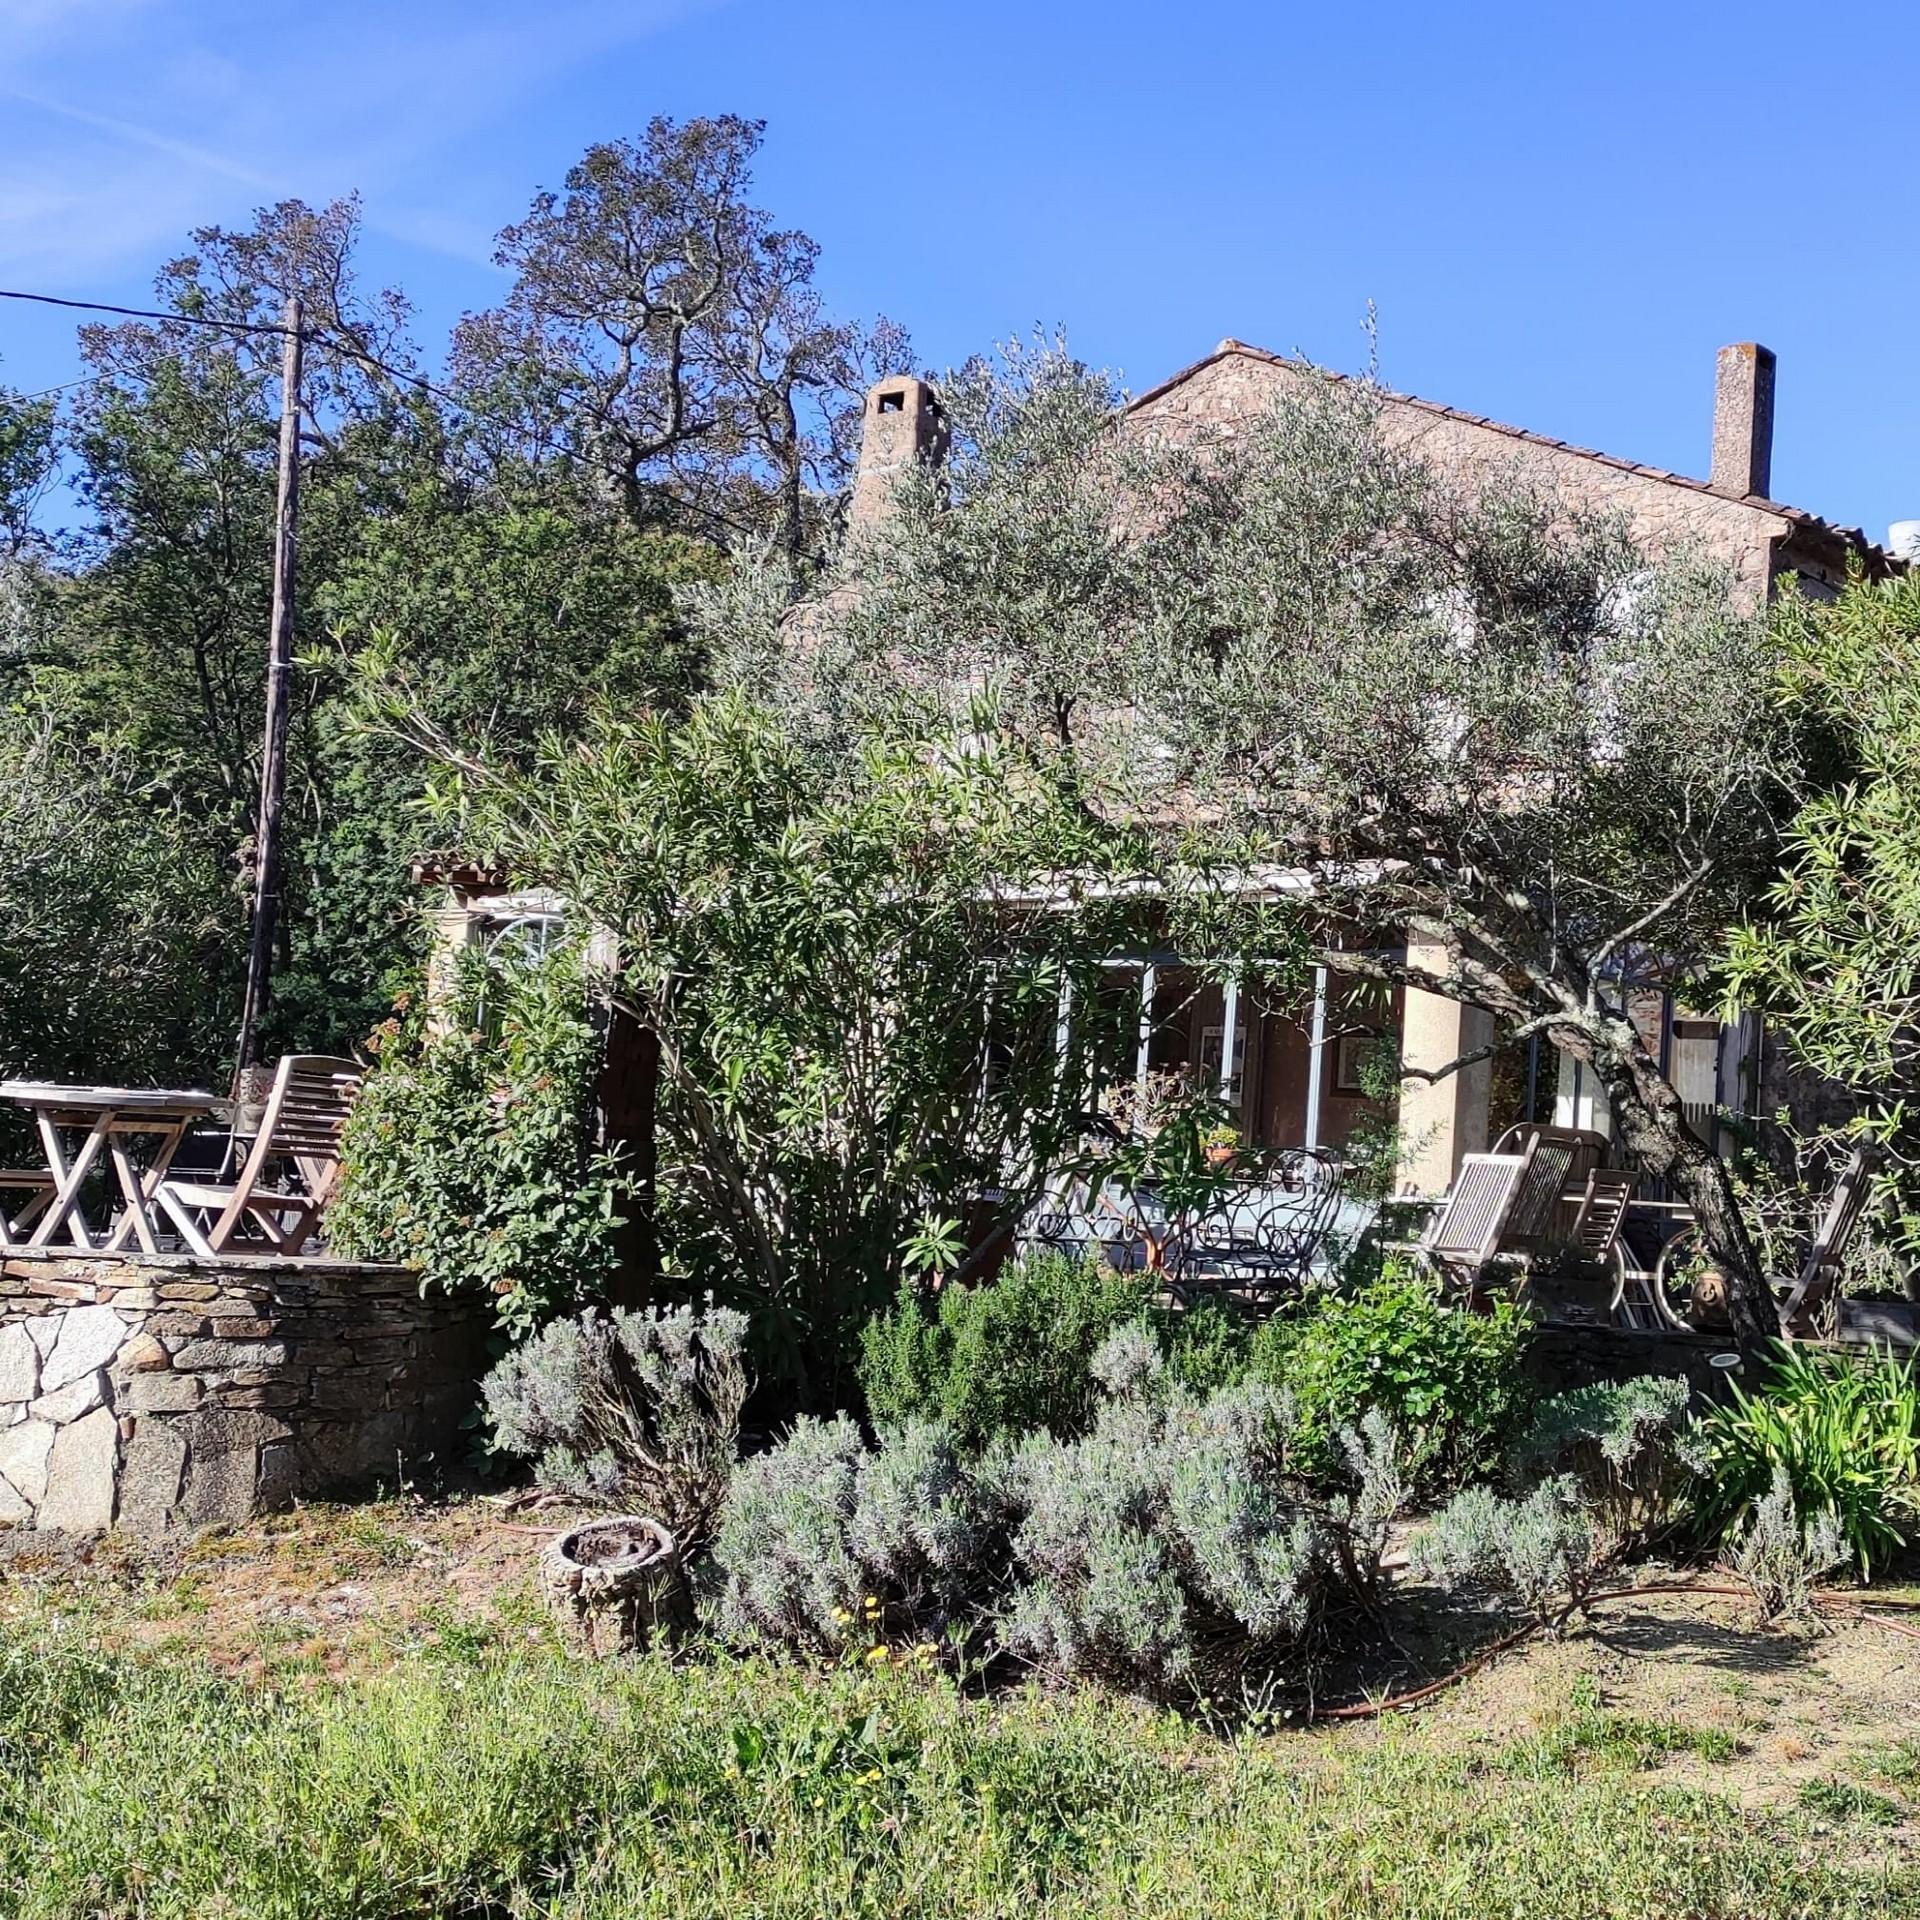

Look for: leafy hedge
[1247,1268,1536,1496]
[858,1249,1151,1449]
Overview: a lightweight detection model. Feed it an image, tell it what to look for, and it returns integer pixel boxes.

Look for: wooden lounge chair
[1414,1140,1538,1289]
[157,1055,363,1256]
[0,1168,55,1252]
[1491,1125,1611,1253]
[1778,1142,1881,1331]
[1565,1168,1656,1326]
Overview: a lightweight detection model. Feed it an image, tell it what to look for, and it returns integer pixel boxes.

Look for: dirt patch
[0,1493,598,1680]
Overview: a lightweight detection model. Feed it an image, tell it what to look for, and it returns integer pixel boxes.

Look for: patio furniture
[0,1168,56,1250]
[1411,1140,1538,1289]
[156,1056,363,1257]
[0,1082,224,1254]
[1566,1168,1663,1327]
[1779,1142,1881,1331]
[1491,1125,1612,1252]
[1171,1149,1345,1303]
[1635,1147,1880,1334]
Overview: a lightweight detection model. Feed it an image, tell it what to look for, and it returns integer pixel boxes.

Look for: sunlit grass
[0,1627,1910,1919]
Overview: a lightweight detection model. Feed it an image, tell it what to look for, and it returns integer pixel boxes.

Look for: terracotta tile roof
[1127,339,1893,568]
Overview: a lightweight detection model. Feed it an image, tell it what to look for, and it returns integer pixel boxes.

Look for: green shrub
[1417,1378,1705,1621]
[1691,1341,1920,1577]
[712,1416,1009,1651]
[328,948,632,1335]
[1156,1293,1257,1396]
[1248,1267,1534,1495]
[857,1249,1151,1451]
[1510,1375,1704,1553]
[1003,1327,1403,1698]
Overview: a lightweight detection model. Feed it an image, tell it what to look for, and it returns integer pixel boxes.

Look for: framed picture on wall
[1197,1023,1246,1091]
[1332,1030,1378,1096]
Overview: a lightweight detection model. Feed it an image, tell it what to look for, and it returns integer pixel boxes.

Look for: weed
[1798,1777,1904,1826]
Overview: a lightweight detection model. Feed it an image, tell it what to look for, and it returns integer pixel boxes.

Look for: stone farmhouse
[845,340,1899,1194]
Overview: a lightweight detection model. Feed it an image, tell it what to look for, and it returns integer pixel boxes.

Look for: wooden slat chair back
[1779,1144,1880,1328]
[1492,1125,1612,1251]
[1419,1141,1537,1281]
[0,1169,56,1252]
[158,1056,363,1257]
[1570,1168,1637,1266]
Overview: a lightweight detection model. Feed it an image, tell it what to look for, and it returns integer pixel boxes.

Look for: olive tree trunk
[1567,1011,1780,1345]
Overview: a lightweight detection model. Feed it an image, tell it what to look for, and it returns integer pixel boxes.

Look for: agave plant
[1692,1342,1920,1578]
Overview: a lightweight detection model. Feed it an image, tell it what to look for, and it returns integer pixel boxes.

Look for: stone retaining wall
[0,1254,486,1533]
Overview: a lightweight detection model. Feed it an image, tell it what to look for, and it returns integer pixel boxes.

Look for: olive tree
[776,348,1801,1340]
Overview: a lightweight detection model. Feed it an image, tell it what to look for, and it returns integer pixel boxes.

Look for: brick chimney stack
[849,376,948,531]
[1710,342,1776,500]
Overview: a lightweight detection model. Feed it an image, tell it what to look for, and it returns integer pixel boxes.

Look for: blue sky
[2,0,1913,539]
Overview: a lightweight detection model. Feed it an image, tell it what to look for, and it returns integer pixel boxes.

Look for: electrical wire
[0,286,297,337]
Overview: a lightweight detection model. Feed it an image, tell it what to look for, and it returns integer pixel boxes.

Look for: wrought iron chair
[1170,1148,1346,1305]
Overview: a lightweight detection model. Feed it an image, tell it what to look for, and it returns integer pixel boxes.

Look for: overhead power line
[0,286,298,337]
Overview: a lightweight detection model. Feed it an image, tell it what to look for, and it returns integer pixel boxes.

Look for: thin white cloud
[0,85,281,191]
[0,0,725,286]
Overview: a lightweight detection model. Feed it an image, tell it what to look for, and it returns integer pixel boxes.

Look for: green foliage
[1730,1467,1848,1624]
[1415,1477,1596,1623]
[1727,571,1920,1103]
[1248,1267,1535,1495]
[326,949,633,1334]
[0,705,234,1085]
[1155,1293,1258,1398]
[441,693,1166,1403]
[857,1250,1152,1450]
[712,1416,1006,1652]
[1510,1374,1705,1552]
[482,1302,749,1553]
[1691,1341,1920,1577]
[3,1626,1901,1920]
[1003,1335,1403,1698]
[1419,1378,1707,1620]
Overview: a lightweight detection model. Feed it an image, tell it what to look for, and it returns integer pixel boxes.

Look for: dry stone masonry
[0,1254,485,1533]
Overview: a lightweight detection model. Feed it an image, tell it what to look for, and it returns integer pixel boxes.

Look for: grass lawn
[2,1499,1917,1919]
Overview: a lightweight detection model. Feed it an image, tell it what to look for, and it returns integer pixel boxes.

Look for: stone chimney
[1710,342,1776,500]
[848,375,948,530]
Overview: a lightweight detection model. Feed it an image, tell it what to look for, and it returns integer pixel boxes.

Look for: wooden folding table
[0,1084,223,1255]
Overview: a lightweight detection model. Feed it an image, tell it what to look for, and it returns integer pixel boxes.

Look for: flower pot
[1204,1144,1238,1170]
[539,1515,686,1656]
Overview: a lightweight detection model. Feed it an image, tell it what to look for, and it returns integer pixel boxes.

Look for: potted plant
[1201,1120,1241,1170]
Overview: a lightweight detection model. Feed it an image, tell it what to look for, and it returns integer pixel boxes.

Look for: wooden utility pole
[234,295,303,1078]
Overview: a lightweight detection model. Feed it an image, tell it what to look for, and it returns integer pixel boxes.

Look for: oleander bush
[1247,1267,1535,1496]
[482,1301,749,1555]
[857,1249,1151,1450]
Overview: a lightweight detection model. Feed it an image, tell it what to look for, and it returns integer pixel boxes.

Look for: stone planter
[538,1515,686,1656]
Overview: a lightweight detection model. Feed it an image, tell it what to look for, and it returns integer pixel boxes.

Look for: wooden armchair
[1413,1139,1538,1289]
[0,1169,56,1252]
[157,1055,363,1256]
